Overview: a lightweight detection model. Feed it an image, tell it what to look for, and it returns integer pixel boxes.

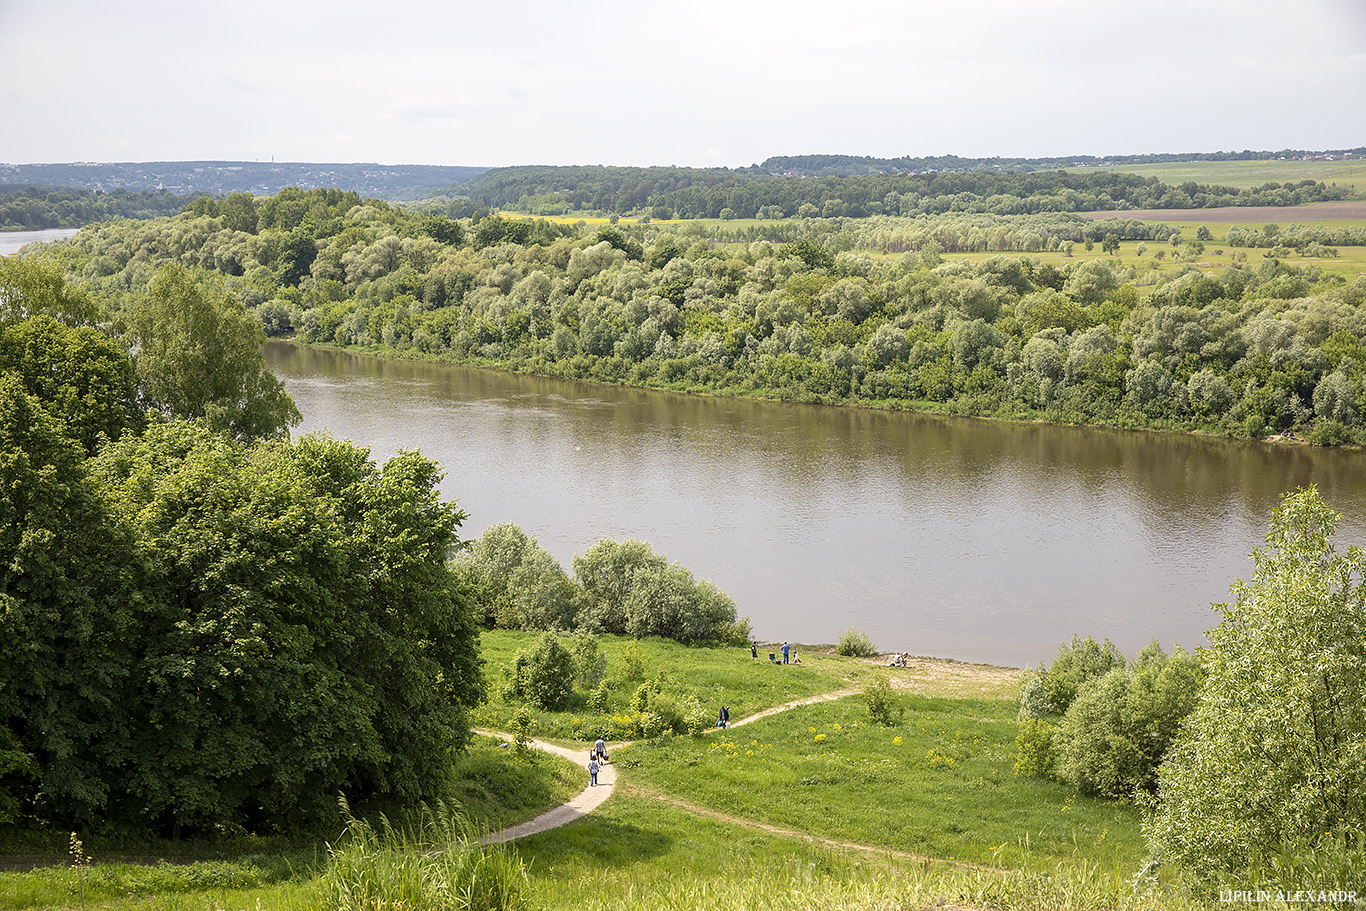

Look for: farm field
[1093,158,1366,190]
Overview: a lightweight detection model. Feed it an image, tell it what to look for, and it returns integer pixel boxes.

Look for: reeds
[314,800,525,911]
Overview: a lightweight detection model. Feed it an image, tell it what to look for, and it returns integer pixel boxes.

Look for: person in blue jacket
[781,642,790,664]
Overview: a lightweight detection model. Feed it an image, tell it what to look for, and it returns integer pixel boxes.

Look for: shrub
[1013,718,1056,778]
[570,632,607,689]
[1020,634,1125,718]
[507,632,576,711]
[1016,668,1054,720]
[837,627,878,658]
[863,677,902,726]
[1053,643,1203,799]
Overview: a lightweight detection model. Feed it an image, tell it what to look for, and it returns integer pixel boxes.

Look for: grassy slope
[2,636,1227,910]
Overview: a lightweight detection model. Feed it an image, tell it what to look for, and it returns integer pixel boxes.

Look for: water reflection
[266,342,1366,667]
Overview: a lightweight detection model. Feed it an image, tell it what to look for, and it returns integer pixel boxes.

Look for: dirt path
[476,731,618,846]
[476,690,856,844]
[630,784,990,872]
[478,689,857,844]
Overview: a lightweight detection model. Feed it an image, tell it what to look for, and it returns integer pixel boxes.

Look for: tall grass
[313,801,525,911]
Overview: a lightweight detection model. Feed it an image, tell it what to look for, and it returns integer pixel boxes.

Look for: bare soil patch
[874,655,1020,699]
[1079,201,1366,223]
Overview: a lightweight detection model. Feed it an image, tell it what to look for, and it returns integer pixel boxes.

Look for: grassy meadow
[1095,157,1366,191]
[0,634,1248,909]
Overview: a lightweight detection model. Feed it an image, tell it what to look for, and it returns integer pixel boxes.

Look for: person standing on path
[588,755,600,786]
[782,641,790,664]
[721,705,729,727]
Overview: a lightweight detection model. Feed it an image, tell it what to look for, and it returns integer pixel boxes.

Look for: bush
[863,677,902,726]
[1020,634,1125,718]
[1052,642,1203,799]
[507,632,576,711]
[837,627,878,658]
[570,632,607,689]
[1013,718,1055,778]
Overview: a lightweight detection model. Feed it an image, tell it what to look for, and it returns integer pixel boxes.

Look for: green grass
[1094,158,1366,191]
[473,631,855,744]
[447,735,586,833]
[2,640,1232,910]
[618,694,1143,870]
[502,788,1205,911]
[948,231,1366,283]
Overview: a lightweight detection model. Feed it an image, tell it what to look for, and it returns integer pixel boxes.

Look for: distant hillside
[756,149,1366,178]
[0,184,193,230]
[0,161,491,202]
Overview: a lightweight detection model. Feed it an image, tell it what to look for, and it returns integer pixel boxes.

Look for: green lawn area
[473,630,856,744]
[0,637,1224,910]
[617,693,1143,870]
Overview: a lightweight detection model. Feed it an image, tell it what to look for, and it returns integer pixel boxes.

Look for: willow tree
[1145,486,1366,877]
[120,264,299,440]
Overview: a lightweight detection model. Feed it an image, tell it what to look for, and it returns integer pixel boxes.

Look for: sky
[1,0,1363,169]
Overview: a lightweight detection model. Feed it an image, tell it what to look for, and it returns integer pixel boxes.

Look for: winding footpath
[478,688,857,846]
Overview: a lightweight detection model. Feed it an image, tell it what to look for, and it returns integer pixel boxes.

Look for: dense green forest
[433,165,1351,219]
[0,256,486,835]
[22,185,1366,447]
[0,185,195,230]
[756,148,1366,177]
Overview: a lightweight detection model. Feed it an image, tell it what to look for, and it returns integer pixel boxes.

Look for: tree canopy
[120,264,300,440]
[1,417,484,834]
[1144,487,1366,877]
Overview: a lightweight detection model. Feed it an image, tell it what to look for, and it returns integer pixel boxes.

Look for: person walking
[594,736,606,761]
[588,755,601,787]
[721,705,729,727]
[751,641,758,660]
[782,641,790,664]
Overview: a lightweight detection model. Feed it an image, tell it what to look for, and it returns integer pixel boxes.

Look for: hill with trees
[19,186,1366,447]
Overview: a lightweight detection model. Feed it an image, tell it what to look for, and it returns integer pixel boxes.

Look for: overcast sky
[2,0,1362,169]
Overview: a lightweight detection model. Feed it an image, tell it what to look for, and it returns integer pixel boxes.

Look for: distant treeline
[756,149,1366,177]
[0,184,196,230]
[26,187,1366,448]
[0,162,491,203]
[433,167,1351,220]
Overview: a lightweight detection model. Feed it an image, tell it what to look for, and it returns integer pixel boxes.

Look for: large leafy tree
[120,264,300,441]
[85,424,483,833]
[0,258,97,328]
[1144,486,1366,876]
[0,377,140,825]
[0,316,138,455]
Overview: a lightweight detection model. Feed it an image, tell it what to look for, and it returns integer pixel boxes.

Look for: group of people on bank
[750,641,800,664]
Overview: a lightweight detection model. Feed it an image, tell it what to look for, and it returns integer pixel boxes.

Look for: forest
[434,165,1351,219]
[0,185,194,230]
[21,184,1366,447]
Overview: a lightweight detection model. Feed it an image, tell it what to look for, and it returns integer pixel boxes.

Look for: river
[0,228,81,256]
[265,342,1366,668]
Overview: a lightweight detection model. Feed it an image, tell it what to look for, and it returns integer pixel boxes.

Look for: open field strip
[1093,158,1366,190]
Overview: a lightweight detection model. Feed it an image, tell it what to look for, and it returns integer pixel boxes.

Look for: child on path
[588,755,600,786]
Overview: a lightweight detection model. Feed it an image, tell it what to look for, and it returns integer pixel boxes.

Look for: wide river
[266,342,1366,668]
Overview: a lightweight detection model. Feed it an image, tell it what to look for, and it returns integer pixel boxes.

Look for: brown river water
[266,341,1366,668]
